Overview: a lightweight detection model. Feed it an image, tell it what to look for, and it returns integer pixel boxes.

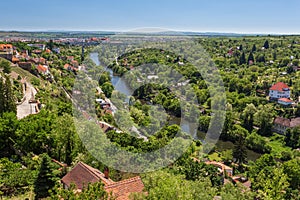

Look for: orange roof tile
[0,44,13,50]
[104,176,145,200]
[270,82,289,92]
[37,65,48,73]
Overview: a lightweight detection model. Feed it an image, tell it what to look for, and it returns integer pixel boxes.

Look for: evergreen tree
[239,52,246,65]
[252,44,257,52]
[0,76,16,115]
[233,134,247,164]
[248,52,255,64]
[0,77,4,113]
[3,76,16,114]
[239,44,243,51]
[34,154,57,199]
[263,40,270,49]
[47,39,54,51]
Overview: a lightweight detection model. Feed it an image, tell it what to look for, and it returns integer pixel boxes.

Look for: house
[273,117,300,134]
[269,82,289,98]
[278,98,294,106]
[0,44,13,53]
[269,82,290,100]
[27,44,46,51]
[61,162,144,200]
[205,161,233,177]
[12,56,20,64]
[37,64,49,75]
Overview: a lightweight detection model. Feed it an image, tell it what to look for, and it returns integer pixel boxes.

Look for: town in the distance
[1,31,300,200]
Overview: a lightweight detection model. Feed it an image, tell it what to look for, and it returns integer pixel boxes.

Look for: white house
[269,82,290,100]
[278,98,294,106]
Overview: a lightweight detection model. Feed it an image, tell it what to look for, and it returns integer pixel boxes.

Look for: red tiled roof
[290,118,300,128]
[104,176,145,200]
[278,98,293,103]
[37,64,48,73]
[61,162,145,200]
[61,162,114,190]
[0,44,13,50]
[64,63,70,70]
[270,82,289,92]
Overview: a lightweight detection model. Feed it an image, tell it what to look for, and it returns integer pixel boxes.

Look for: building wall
[269,90,290,99]
[278,100,292,106]
[272,124,288,135]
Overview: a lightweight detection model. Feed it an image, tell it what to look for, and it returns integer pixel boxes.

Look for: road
[17,80,38,119]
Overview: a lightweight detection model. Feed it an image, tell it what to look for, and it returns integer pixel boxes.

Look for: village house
[37,64,49,75]
[273,117,300,134]
[61,162,145,200]
[269,82,290,100]
[278,98,294,106]
[0,44,13,53]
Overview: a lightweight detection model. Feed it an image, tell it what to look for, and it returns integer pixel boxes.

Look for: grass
[11,66,37,82]
[266,134,292,157]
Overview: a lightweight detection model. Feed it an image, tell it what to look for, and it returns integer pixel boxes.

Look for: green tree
[47,39,54,51]
[283,158,300,190]
[254,105,274,136]
[101,82,114,98]
[0,158,36,196]
[51,182,109,200]
[233,132,247,164]
[248,52,255,64]
[241,103,257,132]
[285,127,300,149]
[252,44,257,52]
[34,154,58,199]
[0,112,19,156]
[0,59,11,74]
[264,40,270,49]
[239,52,246,65]
[0,76,16,115]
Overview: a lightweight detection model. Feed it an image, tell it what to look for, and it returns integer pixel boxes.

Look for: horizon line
[0,28,299,36]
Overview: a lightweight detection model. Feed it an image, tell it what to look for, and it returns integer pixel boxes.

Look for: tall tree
[0,76,16,115]
[239,52,246,65]
[241,104,257,132]
[239,44,243,51]
[248,52,255,64]
[263,40,270,49]
[3,76,16,114]
[252,44,257,52]
[233,130,248,164]
[34,154,58,199]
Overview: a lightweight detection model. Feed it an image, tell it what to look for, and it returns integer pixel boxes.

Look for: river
[90,52,261,161]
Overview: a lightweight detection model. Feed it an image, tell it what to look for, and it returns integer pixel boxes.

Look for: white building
[269,82,290,100]
[278,98,294,106]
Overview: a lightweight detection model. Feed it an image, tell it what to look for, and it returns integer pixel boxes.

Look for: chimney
[104,167,109,179]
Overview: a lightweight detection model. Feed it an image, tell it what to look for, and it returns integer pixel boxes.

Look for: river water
[90,52,261,161]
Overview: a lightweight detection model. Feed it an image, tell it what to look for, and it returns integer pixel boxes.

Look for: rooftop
[270,82,290,92]
[61,162,145,200]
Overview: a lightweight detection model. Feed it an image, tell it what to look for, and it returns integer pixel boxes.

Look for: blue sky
[1,0,300,34]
